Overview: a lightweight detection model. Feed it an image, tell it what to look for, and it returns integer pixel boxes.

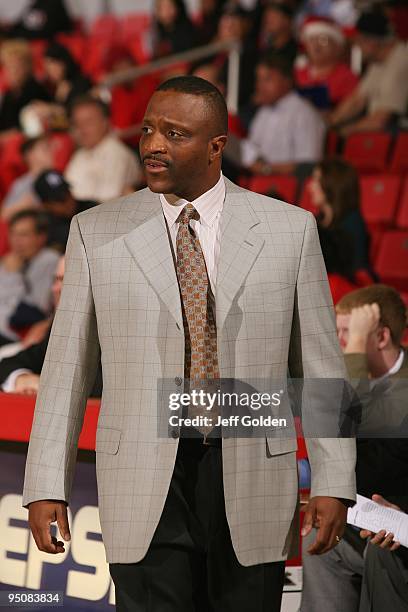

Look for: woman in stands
[43,42,92,111]
[309,158,371,274]
[0,40,50,137]
[296,17,358,111]
[152,0,197,57]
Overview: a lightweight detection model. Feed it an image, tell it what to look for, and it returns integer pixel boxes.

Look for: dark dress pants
[109,438,285,612]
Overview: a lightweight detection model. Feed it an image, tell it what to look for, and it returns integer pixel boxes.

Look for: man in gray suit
[24,77,356,611]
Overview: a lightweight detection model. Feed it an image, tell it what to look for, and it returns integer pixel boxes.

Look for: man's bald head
[157,75,228,137]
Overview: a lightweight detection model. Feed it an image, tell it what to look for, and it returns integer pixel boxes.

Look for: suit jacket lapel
[123,180,265,333]
[216,180,265,331]
[124,190,183,329]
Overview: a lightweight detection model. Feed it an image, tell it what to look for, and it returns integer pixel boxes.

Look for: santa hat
[301,16,345,45]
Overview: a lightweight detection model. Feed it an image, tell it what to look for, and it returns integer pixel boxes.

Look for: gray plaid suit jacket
[22,178,356,564]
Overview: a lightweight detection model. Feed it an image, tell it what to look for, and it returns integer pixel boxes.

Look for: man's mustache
[142,154,171,166]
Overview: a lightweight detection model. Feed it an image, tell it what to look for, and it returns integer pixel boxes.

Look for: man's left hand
[301,496,348,555]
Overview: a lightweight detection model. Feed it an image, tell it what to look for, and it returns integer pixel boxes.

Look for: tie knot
[178,203,199,225]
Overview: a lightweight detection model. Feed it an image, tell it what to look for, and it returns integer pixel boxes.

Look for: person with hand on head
[23,75,355,612]
[301,284,408,612]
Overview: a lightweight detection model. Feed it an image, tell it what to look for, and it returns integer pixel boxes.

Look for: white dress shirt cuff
[2,369,32,393]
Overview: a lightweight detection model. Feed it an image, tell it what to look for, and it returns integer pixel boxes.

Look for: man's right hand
[14,373,40,395]
[345,303,380,354]
[28,500,71,554]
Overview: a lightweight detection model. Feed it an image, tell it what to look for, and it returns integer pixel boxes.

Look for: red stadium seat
[328,274,358,305]
[374,231,408,291]
[247,175,297,203]
[360,174,401,225]
[120,13,151,43]
[396,178,408,230]
[344,132,392,173]
[90,14,119,40]
[389,132,408,174]
[0,132,26,194]
[128,35,152,65]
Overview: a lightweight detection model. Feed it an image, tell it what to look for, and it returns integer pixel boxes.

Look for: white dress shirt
[159,173,225,294]
[241,91,326,167]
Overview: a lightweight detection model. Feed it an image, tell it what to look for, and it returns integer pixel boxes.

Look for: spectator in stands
[43,42,92,111]
[152,0,197,58]
[214,4,258,107]
[0,255,102,398]
[33,170,97,252]
[196,0,227,45]
[2,0,73,40]
[309,158,370,273]
[27,42,93,133]
[301,284,408,612]
[330,9,408,136]
[296,16,358,110]
[1,136,53,222]
[0,40,50,136]
[64,95,141,202]
[0,210,59,345]
[239,54,326,175]
[258,1,298,65]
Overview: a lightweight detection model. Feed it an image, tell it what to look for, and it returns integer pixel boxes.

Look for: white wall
[0,0,200,25]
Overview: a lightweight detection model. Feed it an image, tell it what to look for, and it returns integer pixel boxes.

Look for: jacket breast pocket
[95,427,122,455]
[266,436,298,457]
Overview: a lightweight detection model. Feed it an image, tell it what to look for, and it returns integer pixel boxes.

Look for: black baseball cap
[34,170,71,202]
[356,10,394,39]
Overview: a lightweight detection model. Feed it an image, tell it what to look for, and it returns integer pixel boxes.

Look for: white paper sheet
[347,494,408,547]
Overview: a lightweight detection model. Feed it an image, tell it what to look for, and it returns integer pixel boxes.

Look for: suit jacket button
[174,376,182,386]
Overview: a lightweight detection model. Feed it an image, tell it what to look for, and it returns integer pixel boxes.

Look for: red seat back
[247,175,297,203]
[374,231,408,291]
[396,178,408,230]
[389,132,408,174]
[360,174,401,225]
[344,132,392,173]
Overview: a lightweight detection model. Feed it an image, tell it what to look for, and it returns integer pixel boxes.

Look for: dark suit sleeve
[0,336,49,385]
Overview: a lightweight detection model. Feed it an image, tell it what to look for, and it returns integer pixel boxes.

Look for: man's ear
[378,326,392,350]
[209,135,227,163]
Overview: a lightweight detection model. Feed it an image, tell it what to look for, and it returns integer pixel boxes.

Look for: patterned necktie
[176,203,219,438]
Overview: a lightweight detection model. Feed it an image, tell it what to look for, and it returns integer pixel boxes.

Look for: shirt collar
[160,173,225,230]
[371,349,405,387]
